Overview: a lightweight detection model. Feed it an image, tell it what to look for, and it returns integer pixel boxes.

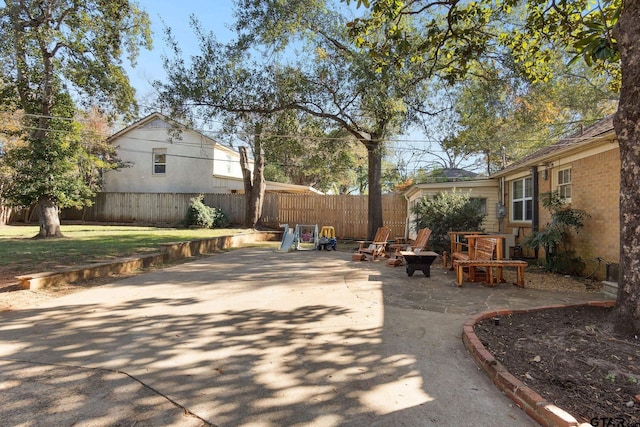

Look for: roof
[491,116,616,178]
[404,177,497,199]
[441,168,479,179]
[109,112,239,154]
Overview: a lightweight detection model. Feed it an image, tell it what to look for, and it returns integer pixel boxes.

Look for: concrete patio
[0,246,609,426]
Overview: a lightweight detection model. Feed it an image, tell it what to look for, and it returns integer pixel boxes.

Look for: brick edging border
[462,300,617,427]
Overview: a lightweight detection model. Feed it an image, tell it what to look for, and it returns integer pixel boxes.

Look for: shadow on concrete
[0,247,607,426]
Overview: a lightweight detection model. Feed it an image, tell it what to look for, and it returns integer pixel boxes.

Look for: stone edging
[462,300,617,427]
[16,231,279,290]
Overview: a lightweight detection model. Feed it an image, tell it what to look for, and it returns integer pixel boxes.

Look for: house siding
[405,180,500,238]
[105,114,246,194]
[502,143,620,280]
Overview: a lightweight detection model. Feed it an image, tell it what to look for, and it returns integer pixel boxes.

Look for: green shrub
[185,195,215,228]
[211,206,230,228]
[523,191,589,275]
[185,195,229,229]
[411,189,486,253]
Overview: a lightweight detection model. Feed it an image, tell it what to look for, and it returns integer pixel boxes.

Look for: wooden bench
[453,237,527,287]
[454,259,528,288]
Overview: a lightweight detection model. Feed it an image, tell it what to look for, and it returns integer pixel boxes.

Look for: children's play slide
[278,224,320,251]
[278,224,296,251]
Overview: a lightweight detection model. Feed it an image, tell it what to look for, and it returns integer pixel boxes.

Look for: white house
[104,112,320,194]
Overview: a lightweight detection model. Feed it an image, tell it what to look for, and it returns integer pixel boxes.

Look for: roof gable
[108,112,243,158]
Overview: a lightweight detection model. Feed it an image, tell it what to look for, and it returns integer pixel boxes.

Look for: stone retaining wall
[16,232,279,290]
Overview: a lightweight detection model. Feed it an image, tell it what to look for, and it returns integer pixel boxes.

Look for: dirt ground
[2,257,635,425]
[475,305,640,425]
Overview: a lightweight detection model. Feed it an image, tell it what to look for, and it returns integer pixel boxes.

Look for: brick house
[490,116,619,282]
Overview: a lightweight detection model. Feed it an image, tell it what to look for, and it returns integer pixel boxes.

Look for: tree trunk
[35,195,63,238]
[239,127,266,228]
[366,142,384,240]
[250,139,266,227]
[613,0,640,333]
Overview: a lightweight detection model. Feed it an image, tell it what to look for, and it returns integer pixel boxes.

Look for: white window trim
[152,148,167,175]
[556,168,572,201]
[511,177,533,223]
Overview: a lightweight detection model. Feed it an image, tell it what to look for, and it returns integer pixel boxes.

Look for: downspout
[499,176,505,233]
[531,166,539,259]
[498,145,507,234]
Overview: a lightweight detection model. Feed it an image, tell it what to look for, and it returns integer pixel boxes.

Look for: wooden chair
[355,226,391,261]
[454,236,497,285]
[390,227,432,258]
[443,231,485,269]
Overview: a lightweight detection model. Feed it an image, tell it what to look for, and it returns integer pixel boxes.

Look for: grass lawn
[0,224,251,276]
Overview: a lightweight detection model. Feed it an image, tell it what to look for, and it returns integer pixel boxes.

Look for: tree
[411,190,486,253]
[0,108,24,223]
[157,0,499,239]
[0,0,151,237]
[224,109,365,194]
[351,0,640,332]
[448,52,617,173]
[239,121,266,228]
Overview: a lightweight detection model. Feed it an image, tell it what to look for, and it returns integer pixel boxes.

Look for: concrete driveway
[0,247,608,426]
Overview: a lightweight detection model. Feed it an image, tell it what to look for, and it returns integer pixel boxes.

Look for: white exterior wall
[104,116,246,194]
[212,145,245,178]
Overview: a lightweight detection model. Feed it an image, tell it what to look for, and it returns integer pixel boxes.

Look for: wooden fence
[51,192,408,240]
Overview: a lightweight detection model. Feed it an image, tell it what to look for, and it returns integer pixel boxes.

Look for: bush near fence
[8,193,405,240]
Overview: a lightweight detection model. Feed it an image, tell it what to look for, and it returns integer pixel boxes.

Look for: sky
[127,1,237,104]
[126,1,472,173]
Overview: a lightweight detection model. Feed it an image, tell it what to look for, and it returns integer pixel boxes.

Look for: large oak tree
[156,0,499,239]
[0,0,151,237]
[352,0,640,332]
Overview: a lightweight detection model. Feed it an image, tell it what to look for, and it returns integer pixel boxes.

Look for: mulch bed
[475,305,640,425]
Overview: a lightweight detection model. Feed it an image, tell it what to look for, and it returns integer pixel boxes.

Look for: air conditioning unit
[504,234,516,259]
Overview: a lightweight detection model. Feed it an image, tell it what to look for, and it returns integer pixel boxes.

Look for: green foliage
[0,1,152,120]
[4,94,95,209]
[185,195,230,229]
[447,54,617,173]
[499,0,622,90]
[242,111,365,194]
[212,207,231,228]
[523,192,590,275]
[410,190,486,252]
[0,0,151,234]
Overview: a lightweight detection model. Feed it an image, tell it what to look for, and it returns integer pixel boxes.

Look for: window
[512,177,533,221]
[226,154,232,174]
[153,148,166,175]
[557,168,571,199]
[470,197,487,216]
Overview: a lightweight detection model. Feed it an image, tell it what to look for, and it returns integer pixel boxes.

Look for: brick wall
[570,148,620,280]
[504,146,620,280]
